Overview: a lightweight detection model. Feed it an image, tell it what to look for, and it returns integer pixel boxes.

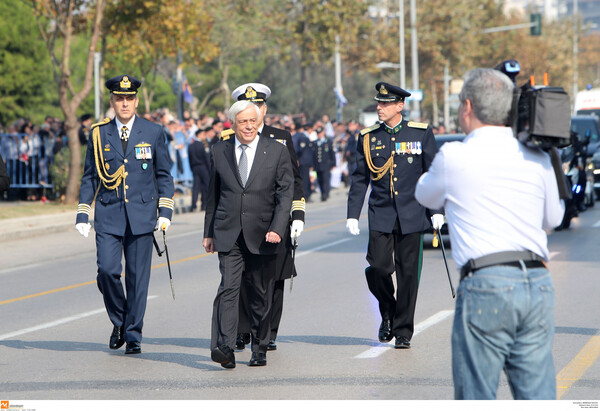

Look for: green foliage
[0,0,58,126]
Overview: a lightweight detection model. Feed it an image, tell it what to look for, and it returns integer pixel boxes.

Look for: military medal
[142,163,148,170]
[408,157,413,164]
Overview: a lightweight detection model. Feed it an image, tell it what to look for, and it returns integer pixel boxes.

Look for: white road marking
[593,220,600,228]
[354,310,455,359]
[295,238,353,258]
[0,296,158,341]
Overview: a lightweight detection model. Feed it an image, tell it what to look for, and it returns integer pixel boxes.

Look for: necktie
[121,126,128,141]
[238,144,248,186]
[121,126,128,152]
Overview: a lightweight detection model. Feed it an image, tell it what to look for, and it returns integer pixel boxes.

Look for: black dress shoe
[394,336,411,349]
[267,339,277,351]
[248,352,267,366]
[378,320,392,343]
[243,333,251,344]
[109,326,125,350]
[211,345,236,369]
[235,333,246,350]
[125,341,142,354]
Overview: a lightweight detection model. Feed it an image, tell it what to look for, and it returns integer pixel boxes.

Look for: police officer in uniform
[75,75,175,355]
[346,82,444,349]
[311,127,336,201]
[293,124,313,202]
[224,83,305,351]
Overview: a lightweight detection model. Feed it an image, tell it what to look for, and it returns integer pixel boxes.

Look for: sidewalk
[0,195,193,243]
[0,186,349,243]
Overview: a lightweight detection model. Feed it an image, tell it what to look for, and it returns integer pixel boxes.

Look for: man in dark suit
[346,82,444,349]
[312,126,336,201]
[188,127,211,211]
[229,83,305,352]
[75,74,175,355]
[203,100,293,368]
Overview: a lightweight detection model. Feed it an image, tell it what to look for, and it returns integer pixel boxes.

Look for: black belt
[460,250,546,281]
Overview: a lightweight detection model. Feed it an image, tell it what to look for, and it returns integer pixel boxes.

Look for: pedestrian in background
[188,127,211,212]
[311,126,335,202]
[415,68,564,399]
[346,82,444,349]
[75,74,174,355]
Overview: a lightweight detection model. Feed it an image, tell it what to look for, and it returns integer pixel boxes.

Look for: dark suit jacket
[204,134,293,255]
[76,116,174,236]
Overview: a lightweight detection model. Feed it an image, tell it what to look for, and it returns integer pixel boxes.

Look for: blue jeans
[452,264,556,399]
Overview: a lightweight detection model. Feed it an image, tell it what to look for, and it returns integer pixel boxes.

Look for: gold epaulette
[220,128,235,141]
[291,198,306,213]
[360,123,381,136]
[91,117,111,129]
[407,121,428,129]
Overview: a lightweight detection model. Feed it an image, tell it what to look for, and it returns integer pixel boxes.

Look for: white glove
[290,220,304,241]
[431,214,445,231]
[156,217,171,232]
[75,223,91,238]
[346,218,360,235]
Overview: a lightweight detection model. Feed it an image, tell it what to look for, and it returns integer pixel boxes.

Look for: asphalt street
[0,187,599,402]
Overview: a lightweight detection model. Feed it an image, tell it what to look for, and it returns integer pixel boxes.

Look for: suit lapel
[224,139,243,187]
[125,116,140,157]
[244,135,267,188]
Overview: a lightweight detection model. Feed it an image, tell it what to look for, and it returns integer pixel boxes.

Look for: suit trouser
[95,227,153,344]
[316,168,331,198]
[191,166,209,210]
[238,278,285,341]
[211,232,276,353]
[299,164,312,198]
[365,220,423,340]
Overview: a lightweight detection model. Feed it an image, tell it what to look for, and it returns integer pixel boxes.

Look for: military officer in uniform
[75,74,175,355]
[292,124,313,201]
[346,82,444,349]
[311,126,336,201]
[224,83,305,352]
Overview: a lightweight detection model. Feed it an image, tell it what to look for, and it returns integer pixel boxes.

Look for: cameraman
[415,68,564,399]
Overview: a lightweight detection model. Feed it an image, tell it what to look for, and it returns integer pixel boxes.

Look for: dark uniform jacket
[204,135,294,255]
[76,116,174,236]
[293,132,313,167]
[347,120,440,234]
[312,137,336,171]
[188,139,210,172]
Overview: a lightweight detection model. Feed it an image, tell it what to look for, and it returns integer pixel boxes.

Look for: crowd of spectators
[1,107,456,204]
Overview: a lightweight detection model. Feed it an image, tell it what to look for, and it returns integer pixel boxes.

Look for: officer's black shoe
[267,339,277,351]
[125,341,142,354]
[109,326,125,350]
[378,320,392,343]
[394,336,411,349]
[248,352,267,366]
[235,333,246,350]
[211,345,236,369]
[243,333,251,345]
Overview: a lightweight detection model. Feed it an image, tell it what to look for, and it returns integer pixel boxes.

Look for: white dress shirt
[415,126,565,268]
[235,135,259,183]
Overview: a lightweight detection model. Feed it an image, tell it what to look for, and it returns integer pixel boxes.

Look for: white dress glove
[346,218,360,235]
[431,214,445,231]
[75,223,91,238]
[156,217,171,232]
[290,220,304,241]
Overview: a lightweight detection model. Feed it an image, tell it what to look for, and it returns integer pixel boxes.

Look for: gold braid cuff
[291,198,306,213]
[362,133,395,197]
[92,118,126,191]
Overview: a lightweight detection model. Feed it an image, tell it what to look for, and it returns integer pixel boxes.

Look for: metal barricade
[0,133,55,190]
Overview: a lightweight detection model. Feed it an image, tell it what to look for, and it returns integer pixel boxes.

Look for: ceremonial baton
[162,229,175,300]
[290,234,298,293]
[435,229,456,299]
